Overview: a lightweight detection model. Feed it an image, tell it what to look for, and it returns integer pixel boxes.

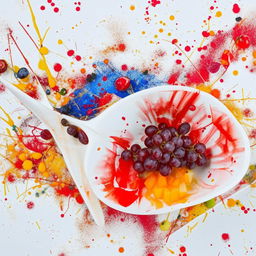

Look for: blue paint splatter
[58,62,163,119]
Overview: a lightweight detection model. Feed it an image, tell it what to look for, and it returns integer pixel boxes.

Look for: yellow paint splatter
[215,11,222,17]
[227,198,236,207]
[130,5,135,11]
[39,46,49,55]
[57,39,63,45]
[169,15,175,20]
[159,28,164,33]
[233,70,239,76]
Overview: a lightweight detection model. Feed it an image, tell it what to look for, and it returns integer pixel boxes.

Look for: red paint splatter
[0,83,5,93]
[40,6,45,10]
[185,46,191,52]
[53,63,62,72]
[27,201,35,209]
[121,64,128,71]
[53,7,59,13]
[76,6,80,11]
[60,214,65,218]
[232,4,240,14]
[180,246,186,252]
[67,50,75,56]
[118,44,126,52]
[222,233,230,241]
[75,55,82,61]
[202,31,210,37]
[150,0,161,7]
[7,174,16,183]
[115,77,131,91]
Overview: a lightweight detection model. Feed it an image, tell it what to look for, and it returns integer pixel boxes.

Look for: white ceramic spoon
[0,77,105,226]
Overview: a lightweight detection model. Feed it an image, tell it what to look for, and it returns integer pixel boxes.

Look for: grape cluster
[121,122,208,176]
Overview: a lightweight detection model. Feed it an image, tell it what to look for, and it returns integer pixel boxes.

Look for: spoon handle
[0,77,105,226]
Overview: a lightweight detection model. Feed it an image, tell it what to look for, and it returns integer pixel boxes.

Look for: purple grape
[152,147,163,160]
[187,162,196,169]
[137,148,149,162]
[131,144,141,153]
[143,157,158,171]
[194,143,206,154]
[133,161,145,173]
[180,159,187,167]
[178,122,191,135]
[171,136,183,147]
[145,125,158,137]
[144,137,154,148]
[197,154,207,166]
[121,150,132,160]
[162,141,175,153]
[160,153,171,164]
[159,164,171,176]
[160,128,172,142]
[186,151,198,162]
[183,136,192,148]
[169,127,178,136]
[152,133,163,146]
[174,147,186,158]
[169,157,181,168]
[158,122,167,130]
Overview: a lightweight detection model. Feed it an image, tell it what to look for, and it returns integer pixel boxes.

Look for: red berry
[0,59,8,73]
[75,194,84,204]
[115,77,131,91]
[235,35,250,49]
[40,129,53,140]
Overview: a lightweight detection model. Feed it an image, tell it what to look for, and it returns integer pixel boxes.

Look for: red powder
[232,4,240,13]
[222,233,230,241]
[53,63,62,72]
[27,201,35,209]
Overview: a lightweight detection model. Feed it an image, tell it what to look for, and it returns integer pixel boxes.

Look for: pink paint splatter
[149,0,161,7]
[232,3,240,14]
[27,201,35,209]
[222,233,230,241]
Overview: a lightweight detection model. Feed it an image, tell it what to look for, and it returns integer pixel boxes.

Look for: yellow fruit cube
[38,162,46,173]
[144,173,157,189]
[152,187,164,199]
[155,199,164,209]
[163,188,172,205]
[170,188,180,201]
[179,183,187,193]
[157,175,168,187]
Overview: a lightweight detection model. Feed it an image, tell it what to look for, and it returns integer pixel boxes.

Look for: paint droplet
[222,233,230,241]
[215,11,222,17]
[169,15,175,20]
[40,5,45,10]
[233,70,238,76]
[184,46,191,52]
[75,55,82,61]
[27,201,35,209]
[54,7,59,13]
[76,6,80,11]
[67,50,75,56]
[232,3,240,13]
[180,246,186,253]
[122,116,126,120]
[202,31,210,37]
[39,46,49,55]
[159,28,164,33]
[54,63,62,72]
[130,5,135,11]
[118,247,124,253]
[176,59,182,64]
[60,214,65,218]
[58,39,63,45]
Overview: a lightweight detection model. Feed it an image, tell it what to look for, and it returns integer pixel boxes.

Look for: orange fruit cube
[163,188,173,205]
[157,174,168,187]
[152,187,164,199]
[144,173,157,189]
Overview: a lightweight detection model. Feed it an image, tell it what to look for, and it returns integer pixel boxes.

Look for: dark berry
[121,150,132,160]
[133,161,145,173]
[145,125,158,137]
[180,159,187,167]
[178,122,191,135]
[160,153,171,164]
[59,88,67,95]
[67,125,78,137]
[152,133,163,146]
[131,144,141,153]
[197,154,207,166]
[162,141,175,153]
[144,137,154,148]
[160,128,172,141]
[187,162,196,169]
[40,129,52,140]
[169,127,178,136]
[183,136,192,147]
[194,143,206,154]
[169,157,181,168]
[174,147,186,158]
[159,164,171,176]
[137,148,149,162]
[143,157,158,171]
[186,151,198,163]
[78,129,89,145]
[61,118,69,126]
[17,67,29,79]
[158,122,167,130]
[152,147,163,160]
[171,136,183,147]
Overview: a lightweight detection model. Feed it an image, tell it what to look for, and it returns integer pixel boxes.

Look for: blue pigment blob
[58,62,163,119]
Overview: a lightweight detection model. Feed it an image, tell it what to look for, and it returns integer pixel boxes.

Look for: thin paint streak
[35,221,40,229]
[26,0,56,88]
